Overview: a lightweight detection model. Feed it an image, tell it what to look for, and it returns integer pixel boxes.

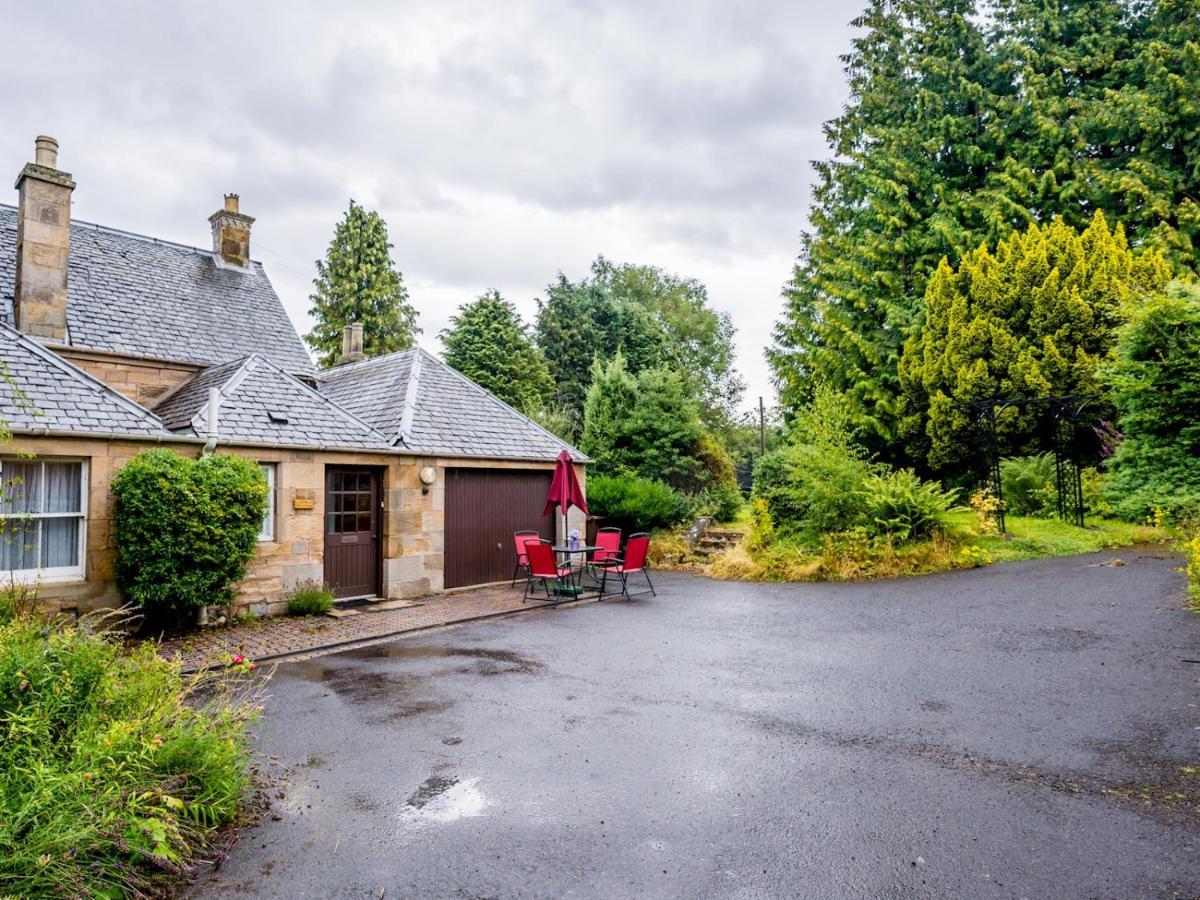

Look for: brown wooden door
[324,467,381,599]
[445,468,554,588]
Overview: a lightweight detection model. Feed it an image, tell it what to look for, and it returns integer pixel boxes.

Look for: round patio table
[551,544,600,596]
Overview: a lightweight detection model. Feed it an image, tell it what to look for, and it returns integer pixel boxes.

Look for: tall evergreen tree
[769,0,1002,458]
[306,200,419,367]
[898,212,1172,470]
[440,290,554,412]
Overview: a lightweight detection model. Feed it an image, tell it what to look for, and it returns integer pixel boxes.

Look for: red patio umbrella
[544,449,588,544]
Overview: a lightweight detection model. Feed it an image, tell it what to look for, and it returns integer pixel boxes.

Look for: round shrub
[586,474,689,534]
[752,444,876,538]
[859,469,962,542]
[112,449,267,622]
[287,582,334,616]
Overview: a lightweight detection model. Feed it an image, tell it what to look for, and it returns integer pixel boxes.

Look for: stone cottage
[0,136,586,617]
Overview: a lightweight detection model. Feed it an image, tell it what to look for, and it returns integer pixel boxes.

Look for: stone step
[705,530,745,541]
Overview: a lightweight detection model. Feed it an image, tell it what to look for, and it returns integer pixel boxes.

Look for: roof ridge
[315,346,419,380]
[416,347,587,459]
[0,202,262,265]
[0,321,166,430]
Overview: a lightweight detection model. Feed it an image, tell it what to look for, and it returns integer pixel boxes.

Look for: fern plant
[860,469,962,542]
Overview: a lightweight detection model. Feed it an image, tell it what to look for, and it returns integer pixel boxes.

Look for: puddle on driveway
[400,775,492,827]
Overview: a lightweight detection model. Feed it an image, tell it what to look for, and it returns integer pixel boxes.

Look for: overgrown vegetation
[286,582,334,617]
[1101,281,1200,523]
[0,594,258,897]
[112,450,267,625]
[585,475,689,534]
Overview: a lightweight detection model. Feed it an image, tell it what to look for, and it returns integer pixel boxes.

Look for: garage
[444,468,555,588]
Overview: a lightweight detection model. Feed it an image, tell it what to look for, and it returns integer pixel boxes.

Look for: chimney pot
[34,135,59,168]
[208,194,255,268]
[336,323,365,365]
[14,134,74,342]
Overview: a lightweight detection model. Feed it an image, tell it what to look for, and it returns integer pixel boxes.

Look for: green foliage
[899,213,1171,469]
[112,450,267,620]
[1101,281,1200,522]
[859,469,963,541]
[580,355,725,494]
[440,290,554,411]
[1000,453,1057,517]
[536,257,741,422]
[0,606,255,897]
[770,0,1004,454]
[696,482,744,524]
[771,0,1200,459]
[524,401,578,444]
[585,475,689,534]
[306,199,420,367]
[753,445,875,539]
[287,582,334,616]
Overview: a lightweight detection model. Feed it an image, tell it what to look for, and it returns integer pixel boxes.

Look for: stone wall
[53,348,201,406]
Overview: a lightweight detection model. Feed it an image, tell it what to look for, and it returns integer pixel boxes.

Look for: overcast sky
[1,0,856,414]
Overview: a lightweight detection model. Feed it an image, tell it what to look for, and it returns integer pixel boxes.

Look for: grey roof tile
[0,205,313,375]
[317,348,587,462]
[0,322,170,437]
[155,354,393,450]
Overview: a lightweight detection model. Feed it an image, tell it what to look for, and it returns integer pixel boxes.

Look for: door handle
[496,542,502,550]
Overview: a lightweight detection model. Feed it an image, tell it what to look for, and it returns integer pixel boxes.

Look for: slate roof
[317,348,587,462]
[0,205,314,375]
[0,322,170,437]
[155,354,392,450]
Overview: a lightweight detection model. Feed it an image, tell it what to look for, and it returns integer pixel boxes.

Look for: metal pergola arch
[955,395,1102,534]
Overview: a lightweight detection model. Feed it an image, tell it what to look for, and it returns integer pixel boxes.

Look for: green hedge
[112,449,267,621]
[586,475,690,534]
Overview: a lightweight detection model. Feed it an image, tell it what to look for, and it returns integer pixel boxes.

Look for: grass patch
[0,594,260,897]
[667,513,1166,583]
[286,581,335,616]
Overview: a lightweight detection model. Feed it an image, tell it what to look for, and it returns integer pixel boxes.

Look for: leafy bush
[695,482,744,523]
[287,582,334,616]
[1102,281,1200,523]
[1000,453,1057,517]
[753,444,875,538]
[0,605,256,897]
[586,474,689,534]
[112,450,268,623]
[859,469,963,542]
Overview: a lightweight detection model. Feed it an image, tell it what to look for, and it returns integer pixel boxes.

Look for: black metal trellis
[957,395,1100,534]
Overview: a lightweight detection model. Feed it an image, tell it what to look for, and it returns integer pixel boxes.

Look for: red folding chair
[596,532,656,601]
[587,527,621,579]
[511,530,540,586]
[523,539,575,602]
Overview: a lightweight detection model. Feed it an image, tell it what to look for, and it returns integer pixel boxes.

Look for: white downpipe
[202,387,220,456]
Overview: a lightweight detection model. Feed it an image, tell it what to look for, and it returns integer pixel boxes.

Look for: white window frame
[0,457,88,584]
[258,463,277,542]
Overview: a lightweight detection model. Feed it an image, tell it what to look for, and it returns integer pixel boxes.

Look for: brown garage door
[445,468,554,588]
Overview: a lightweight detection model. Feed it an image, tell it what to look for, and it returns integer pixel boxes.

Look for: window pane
[258,464,275,541]
[357,513,371,533]
[44,463,82,513]
[0,518,38,571]
[1,462,41,514]
[41,517,80,568]
[357,492,371,512]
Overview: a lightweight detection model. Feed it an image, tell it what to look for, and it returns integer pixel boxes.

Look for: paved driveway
[196,550,1199,899]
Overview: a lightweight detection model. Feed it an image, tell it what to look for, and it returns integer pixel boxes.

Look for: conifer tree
[769,0,1001,457]
[306,200,419,367]
[440,290,554,412]
[898,212,1172,470]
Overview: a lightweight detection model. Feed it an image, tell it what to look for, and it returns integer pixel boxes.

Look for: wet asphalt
[195,549,1199,899]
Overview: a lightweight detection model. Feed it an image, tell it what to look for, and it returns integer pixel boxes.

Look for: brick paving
[153,583,588,672]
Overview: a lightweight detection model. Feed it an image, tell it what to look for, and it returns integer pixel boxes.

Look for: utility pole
[758,396,766,455]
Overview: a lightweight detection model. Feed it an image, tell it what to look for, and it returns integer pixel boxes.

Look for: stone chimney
[13,136,75,342]
[335,323,365,366]
[208,193,255,268]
